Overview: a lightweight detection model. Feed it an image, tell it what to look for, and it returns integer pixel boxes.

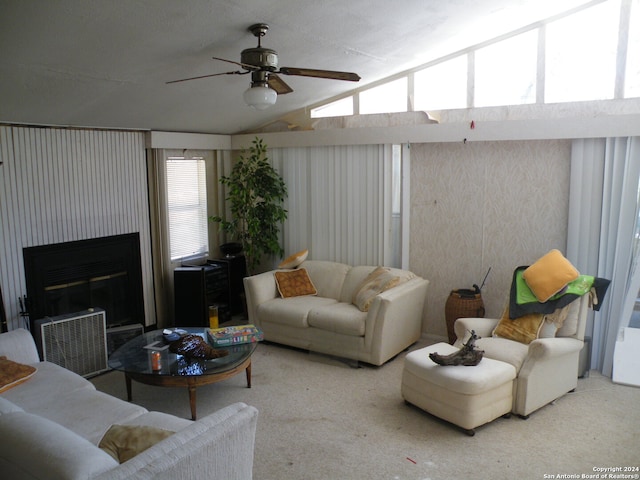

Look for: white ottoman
[401,342,516,435]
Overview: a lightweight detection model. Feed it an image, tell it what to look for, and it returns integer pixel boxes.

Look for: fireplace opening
[23,233,145,331]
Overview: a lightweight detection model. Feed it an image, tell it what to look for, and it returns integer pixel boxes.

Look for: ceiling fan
[167,23,361,110]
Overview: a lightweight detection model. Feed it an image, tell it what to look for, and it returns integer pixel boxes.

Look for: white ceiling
[0,0,592,135]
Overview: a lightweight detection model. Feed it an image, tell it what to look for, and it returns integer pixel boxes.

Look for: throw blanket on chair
[509,266,610,319]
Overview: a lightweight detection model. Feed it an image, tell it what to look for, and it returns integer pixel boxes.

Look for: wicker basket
[445,289,485,344]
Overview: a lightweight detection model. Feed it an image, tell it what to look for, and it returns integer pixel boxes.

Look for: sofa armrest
[97,402,259,480]
[0,328,40,364]
[453,317,499,347]
[365,277,429,365]
[526,337,584,361]
[244,271,280,327]
[515,337,584,416]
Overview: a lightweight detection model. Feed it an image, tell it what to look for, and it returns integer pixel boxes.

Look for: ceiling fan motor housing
[241,47,278,71]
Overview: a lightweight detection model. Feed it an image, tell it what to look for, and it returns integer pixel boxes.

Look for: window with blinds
[165,155,208,261]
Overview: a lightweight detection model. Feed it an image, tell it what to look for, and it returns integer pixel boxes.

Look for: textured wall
[409,139,572,338]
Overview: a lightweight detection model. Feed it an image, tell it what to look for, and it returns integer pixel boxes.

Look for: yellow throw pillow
[522,249,579,302]
[0,356,37,393]
[274,268,318,298]
[278,249,309,269]
[493,307,545,345]
[352,266,401,312]
[99,424,174,463]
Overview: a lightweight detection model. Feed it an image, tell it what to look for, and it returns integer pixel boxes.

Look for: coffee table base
[124,357,252,420]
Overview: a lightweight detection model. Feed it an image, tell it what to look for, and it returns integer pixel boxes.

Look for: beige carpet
[92,339,640,480]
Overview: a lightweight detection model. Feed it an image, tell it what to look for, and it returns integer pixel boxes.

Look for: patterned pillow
[352,266,401,312]
[0,356,37,393]
[274,268,318,298]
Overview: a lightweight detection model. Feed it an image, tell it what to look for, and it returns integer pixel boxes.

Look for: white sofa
[0,328,258,480]
[244,260,429,366]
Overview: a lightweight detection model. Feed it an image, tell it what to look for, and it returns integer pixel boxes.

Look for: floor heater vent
[35,309,108,377]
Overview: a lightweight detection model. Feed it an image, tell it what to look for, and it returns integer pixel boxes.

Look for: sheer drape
[269,145,394,268]
[567,137,640,376]
[147,149,219,328]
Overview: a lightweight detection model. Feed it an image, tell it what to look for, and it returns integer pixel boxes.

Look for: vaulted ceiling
[0,0,592,134]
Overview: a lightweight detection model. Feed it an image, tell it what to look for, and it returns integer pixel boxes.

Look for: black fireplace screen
[23,233,145,330]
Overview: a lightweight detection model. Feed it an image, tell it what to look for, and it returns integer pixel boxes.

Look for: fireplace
[23,233,145,331]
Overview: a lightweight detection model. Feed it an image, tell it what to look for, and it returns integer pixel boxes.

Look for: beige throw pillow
[352,267,401,312]
[0,356,37,393]
[99,424,174,463]
[278,249,309,269]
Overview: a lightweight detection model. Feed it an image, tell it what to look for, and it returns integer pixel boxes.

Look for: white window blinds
[269,144,395,267]
[165,154,208,261]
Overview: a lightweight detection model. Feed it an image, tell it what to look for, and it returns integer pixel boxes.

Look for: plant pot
[444,289,485,344]
[220,242,243,257]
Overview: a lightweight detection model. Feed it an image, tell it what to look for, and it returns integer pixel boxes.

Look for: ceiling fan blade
[279,67,361,82]
[268,74,293,95]
[166,70,245,84]
[212,56,259,71]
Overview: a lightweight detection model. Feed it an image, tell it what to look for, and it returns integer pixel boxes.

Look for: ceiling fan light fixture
[243,84,277,110]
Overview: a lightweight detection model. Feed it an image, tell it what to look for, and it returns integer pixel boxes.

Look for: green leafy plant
[210,137,288,273]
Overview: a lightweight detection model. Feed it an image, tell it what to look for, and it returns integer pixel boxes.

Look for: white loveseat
[0,328,258,480]
[243,260,429,366]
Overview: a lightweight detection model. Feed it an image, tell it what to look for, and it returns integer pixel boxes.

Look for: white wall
[0,126,155,330]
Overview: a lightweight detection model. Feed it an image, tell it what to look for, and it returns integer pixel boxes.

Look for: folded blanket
[509,266,610,319]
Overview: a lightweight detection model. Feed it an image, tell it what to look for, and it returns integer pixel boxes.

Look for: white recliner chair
[453,293,590,418]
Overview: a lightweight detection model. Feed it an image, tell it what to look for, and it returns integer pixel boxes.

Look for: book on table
[207,324,264,346]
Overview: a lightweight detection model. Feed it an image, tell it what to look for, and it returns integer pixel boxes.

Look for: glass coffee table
[108,327,257,420]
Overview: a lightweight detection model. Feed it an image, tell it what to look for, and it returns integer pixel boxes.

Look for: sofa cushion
[274,268,317,298]
[307,303,367,336]
[278,249,309,269]
[405,343,516,395]
[19,386,148,445]
[556,297,581,337]
[0,396,24,415]
[99,424,175,463]
[352,267,402,312]
[523,249,579,302]
[0,328,40,364]
[0,356,37,393]
[300,260,351,300]
[122,410,193,432]
[339,266,377,302]
[258,296,338,328]
[475,337,530,373]
[0,411,118,478]
[0,361,95,407]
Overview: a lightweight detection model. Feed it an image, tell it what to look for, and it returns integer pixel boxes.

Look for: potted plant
[210,137,288,274]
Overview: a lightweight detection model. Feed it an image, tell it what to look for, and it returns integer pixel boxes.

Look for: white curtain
[567,137,640,376]
[268,145,394,268]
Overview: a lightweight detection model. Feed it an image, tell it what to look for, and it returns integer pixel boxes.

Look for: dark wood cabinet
[208,256,247,316]
[173,256,246,327]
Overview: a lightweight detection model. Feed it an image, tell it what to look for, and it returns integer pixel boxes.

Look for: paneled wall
[0,126,155,330]
[409,139,572,338]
